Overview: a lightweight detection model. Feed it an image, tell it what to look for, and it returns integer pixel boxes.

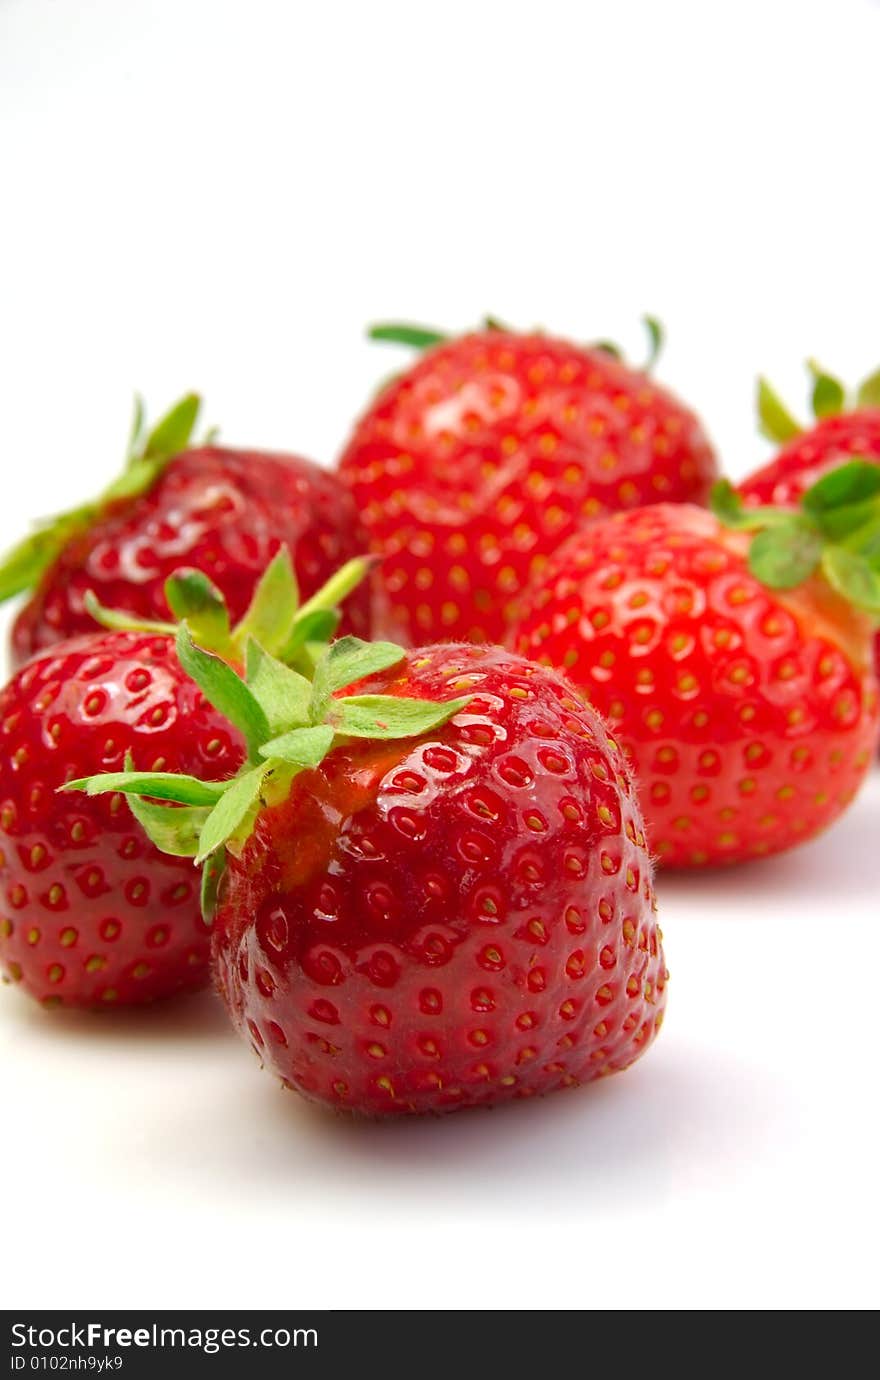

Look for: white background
[1,0,878,1311]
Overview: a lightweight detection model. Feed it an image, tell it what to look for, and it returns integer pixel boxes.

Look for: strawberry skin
[0,631,243,1005]
[11,447,373,667]
[212,644,667,1115]
[337,331,718,645]
[510,504,880,868]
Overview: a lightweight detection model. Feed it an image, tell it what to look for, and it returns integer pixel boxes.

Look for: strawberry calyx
[83,545,372,674]
[368,315,666,372]
[61,569,471,916]
[711,459,880,614]
[0,393,205,604]
[757,362,880,444]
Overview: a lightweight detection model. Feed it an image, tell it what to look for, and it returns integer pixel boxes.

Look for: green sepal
[856,368,880,410]
[245,640,312,734]
[821,546,880,613]
[368,323,447,349]
[807,360,846,419]
[281,608,339,666]
[0,391,204,607]
[176,624,270,760]
[126,794,211,857]
[0,510,94,602]
[232,547,299,656]
[125,395,147,464]
[483,315,510,332]
[319,636,406,695]
[331,693,470,740]
[200,852,226,924]
[60,771,228,805]
[140,392,201,464]
[801,459,880,515]
[195,762,270,864]
[757,377,802,444]
[165,570,231,653]
[642,315,664,370]
[83,589,177,636]
[259,724,335,767]
[747,516,823,589]
[592,340,623,360]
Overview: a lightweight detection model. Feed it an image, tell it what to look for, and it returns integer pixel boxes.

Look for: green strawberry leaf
[821,546,880,612]
[195,762,269,863]
[856,367,880,410]
[368,323,447,349]
[332,694,470,740]
[0,511,92,602]
[322,636,406,694]
[61,771,228,805]
[807,361,846,419]
[233,546,299,656]
[259,724,335,767]
[592,340,622,359]
[141,392,201,462]
[283,608,340,660]
[245,640,312,734]
[483,315,510,332]
[802,459,880,514]
[747,516,823,589]
[200,852,226,923]
[126,794,211,857]
[176,624,270,759]
[757,377,802,444]
[126,394,147,463]
[83,589,177,636]
[307,646,333,724]
[295,556,376,621]
[642,315,664,370]
[165,570,231,652]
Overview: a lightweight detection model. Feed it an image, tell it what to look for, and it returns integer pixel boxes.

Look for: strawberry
[337,319,718,646]
[0,630,243,1006]
[0,550,371,1006]
[509,462,880,868]
[69,618,667,1114]
[742,361,880,677]
[0,393,373,667]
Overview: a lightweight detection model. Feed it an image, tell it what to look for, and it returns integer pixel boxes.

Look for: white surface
[1,0,879,1312]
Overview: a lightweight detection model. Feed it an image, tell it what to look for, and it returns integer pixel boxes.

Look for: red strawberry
[0,549,371,1007]
[337,320,718,646]
[509,466,880,868]
[72,626,667,1115]
[741,362,880,676]
[1,394,373,667]
[0,630,243,1006]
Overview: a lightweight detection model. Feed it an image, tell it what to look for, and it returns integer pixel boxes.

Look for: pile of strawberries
[1,325,878,1117]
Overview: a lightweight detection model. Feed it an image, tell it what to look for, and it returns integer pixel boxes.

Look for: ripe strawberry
[742,361,880,676]
[1,393,373,667]
[337,319,718,646]
[509,463,880,867]
[71,624,667,1114]
[0,550,370,1007]
[0,630,243,1006]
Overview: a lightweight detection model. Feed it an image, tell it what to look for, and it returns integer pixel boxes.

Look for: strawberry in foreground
[743,360,880,678]
[0,550,366,1007]
[0,393,373,667]
[337,318,718,646]
[509,461,880,868]
[67,619,667,1114]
